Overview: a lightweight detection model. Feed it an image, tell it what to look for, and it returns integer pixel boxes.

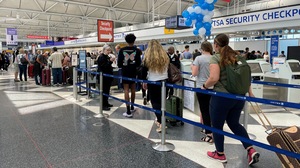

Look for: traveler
[48,47,64,86]
[13,48,20,82]
[141,39,169,133]
[263,51,269,62]
[117,34,142,118]
[167,46,181,98]
[203,33,260,165]
[193,49,202,60]
[279,51,286,57]
[33,50,42,85]
[97,45,115,111]
[191,41,213,143]
[182,45,193,59]
[17,48,31,82]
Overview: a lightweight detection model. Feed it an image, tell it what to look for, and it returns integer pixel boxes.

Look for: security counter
[264,60,300,103]
[247,60,266,98]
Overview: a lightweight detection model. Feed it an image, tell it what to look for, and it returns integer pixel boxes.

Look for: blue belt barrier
[103,73,161,86]
[252,80,300,89]
[74,69,300,159]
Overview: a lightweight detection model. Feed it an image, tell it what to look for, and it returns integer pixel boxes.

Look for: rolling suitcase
[166,95,184,126]
[250,102,300,168]
[28,65,34,78]
[42,68,51,86]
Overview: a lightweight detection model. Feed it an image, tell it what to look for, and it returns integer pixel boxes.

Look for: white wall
[232,41,267,53]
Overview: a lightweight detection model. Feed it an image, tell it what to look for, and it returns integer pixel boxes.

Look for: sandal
[201,135,214,144]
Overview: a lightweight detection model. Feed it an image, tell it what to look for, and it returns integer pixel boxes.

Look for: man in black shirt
[117,34,142,117]
[167,46,181,98]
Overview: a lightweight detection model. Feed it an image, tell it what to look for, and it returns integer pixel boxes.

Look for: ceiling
[0,0,267,39]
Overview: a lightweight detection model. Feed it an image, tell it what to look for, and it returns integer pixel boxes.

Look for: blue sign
[270,35,279,65]
[79,50,86,69]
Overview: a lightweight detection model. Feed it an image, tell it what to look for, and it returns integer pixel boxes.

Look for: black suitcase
[166,95,184,126]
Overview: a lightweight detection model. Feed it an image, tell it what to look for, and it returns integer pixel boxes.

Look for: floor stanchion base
[152,142,175,152]
[94,113,109,118]
[248,133,256,140]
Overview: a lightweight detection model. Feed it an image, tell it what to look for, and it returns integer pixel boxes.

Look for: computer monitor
[289,62,300,72]
[248,63,263,73]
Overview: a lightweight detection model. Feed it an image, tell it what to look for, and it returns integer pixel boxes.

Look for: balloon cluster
[182,0,217,37]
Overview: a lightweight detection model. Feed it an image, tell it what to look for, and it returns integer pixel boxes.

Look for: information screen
[289,62,300,72]
[79,50,86,69]
[165,16,178,29]
[248,63,263,73]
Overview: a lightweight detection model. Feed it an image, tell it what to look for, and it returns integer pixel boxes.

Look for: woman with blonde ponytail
[202,34,259,165]
[141,39,169,133]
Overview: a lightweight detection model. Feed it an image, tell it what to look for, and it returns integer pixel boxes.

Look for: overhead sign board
[212,5,300,28]
[27,35,49,39]
[165,15,192,30]
[97,19,114,42]
[6,28,18,45]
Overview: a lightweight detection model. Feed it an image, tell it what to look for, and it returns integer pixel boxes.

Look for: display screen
[165,15,192,29]
[165,16,178,29]
[287,46,300,61]
[289,62,300,72]
[79,50,86,69]
[248,63,263,73]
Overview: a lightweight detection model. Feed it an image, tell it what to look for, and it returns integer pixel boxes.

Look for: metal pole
[152,0,155,26]
[94,72,107,118]
[73,66,78,101]
[243,102,256,140]
[152,81,175,152]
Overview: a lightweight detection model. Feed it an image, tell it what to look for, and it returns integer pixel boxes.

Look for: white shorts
[14,63,19,72]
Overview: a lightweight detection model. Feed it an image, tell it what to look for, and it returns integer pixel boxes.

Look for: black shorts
[122,79,135,85]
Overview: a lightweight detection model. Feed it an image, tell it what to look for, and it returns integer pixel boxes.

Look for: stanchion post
[94,72,107,118]
[73,67,78,101]
[243,102,256,140]
[152,81,175,152]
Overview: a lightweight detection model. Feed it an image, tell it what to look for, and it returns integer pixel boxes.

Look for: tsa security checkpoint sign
[181,0,218,37]
[97,20,114,42]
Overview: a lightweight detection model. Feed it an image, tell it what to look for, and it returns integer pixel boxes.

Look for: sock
[247,147,253,152]
[126,106,131,114]
[130,105,134,110]
[217,152,224,156]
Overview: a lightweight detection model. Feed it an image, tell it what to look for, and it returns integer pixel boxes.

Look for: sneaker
[103,106,111,111]
[130,106,136,112]
[14,79,20,82]
[207,151,227,163]
[123,112,133,118]
[143,97,147,105]
[248,148,260,165]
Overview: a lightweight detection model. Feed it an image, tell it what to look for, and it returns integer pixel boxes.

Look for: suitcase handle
[249,102,274,134]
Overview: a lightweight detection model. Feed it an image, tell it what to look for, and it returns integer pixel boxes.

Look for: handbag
[168,63,182,83]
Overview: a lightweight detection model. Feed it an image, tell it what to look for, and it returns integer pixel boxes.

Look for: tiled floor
[1,69,299,168]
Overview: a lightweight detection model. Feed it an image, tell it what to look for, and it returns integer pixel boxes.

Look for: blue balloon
[204,22,212,30]
[213,0,218,4]
[185,19,192,26]
[195,0,205,4]
[197,14,204,22]
[195,22,203,29]
[190,13,197,20]
[206,30,211,36]
[201,3,209,10]
[208,4,214,11]
[193,4,199,8]
[193,29,199,36]
[182,10,189,18]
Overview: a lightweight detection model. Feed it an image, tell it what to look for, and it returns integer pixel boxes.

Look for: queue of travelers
[3,34,263,166]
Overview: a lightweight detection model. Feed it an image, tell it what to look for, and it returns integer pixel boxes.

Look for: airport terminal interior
[1,0,300,168]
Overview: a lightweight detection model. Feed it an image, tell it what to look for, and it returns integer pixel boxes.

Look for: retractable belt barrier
[181,71,300,89]
[74,68,300,159]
